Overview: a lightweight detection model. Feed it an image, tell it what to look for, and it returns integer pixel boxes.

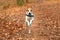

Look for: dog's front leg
[30,17,34,26]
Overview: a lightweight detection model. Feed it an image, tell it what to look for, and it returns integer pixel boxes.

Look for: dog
[25,8,34,33]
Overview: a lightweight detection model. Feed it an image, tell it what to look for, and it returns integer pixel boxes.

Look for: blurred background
[0,0,59,10]
[0,0,60,40]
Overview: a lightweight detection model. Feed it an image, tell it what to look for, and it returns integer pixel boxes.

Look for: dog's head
[26,8,32,13]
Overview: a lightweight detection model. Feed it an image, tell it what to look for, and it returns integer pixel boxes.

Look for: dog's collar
[26,14,34,17]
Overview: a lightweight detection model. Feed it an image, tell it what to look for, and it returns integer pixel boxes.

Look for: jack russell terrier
[25,8,34,33]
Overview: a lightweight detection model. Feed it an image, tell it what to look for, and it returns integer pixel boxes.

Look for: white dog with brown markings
[25,8,34,33]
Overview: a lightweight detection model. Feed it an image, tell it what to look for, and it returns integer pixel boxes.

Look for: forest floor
[0,0,60,40]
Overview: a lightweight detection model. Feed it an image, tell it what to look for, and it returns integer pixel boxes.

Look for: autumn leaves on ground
[0,0,60,40]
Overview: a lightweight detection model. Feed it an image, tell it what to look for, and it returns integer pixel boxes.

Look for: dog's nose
[29,13,31,15]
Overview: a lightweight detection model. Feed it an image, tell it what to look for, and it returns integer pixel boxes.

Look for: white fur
[25,8,34,33]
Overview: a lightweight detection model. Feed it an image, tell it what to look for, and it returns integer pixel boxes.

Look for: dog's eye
[31,10,32,11]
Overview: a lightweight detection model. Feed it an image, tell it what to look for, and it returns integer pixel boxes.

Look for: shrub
[17,0,24,6]
[26,0,29,3]
[46,0,50,1]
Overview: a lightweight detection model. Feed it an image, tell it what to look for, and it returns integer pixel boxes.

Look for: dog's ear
[26,10,29,11]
